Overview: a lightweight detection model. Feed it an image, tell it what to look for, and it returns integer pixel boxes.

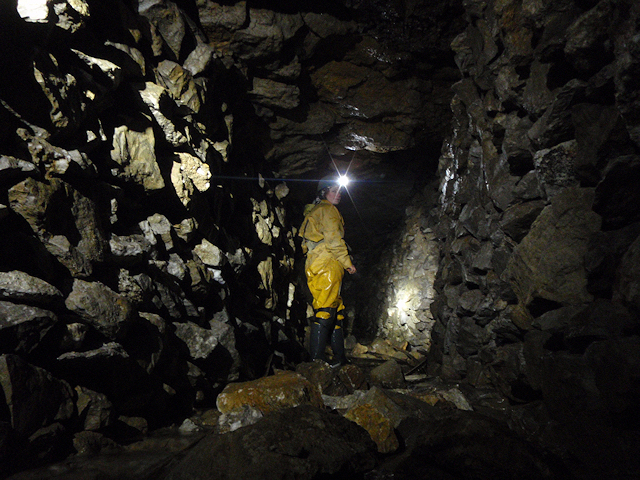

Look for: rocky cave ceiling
[217,0,465,174]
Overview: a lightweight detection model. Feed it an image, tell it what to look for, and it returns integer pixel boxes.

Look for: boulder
[8,178,107,277]
[388,407,570,480]
[533,140,580,199]
[216,370,323,415]
[0,355,74,439]
[505,187,602,308]
[75,386,115,431]
[173,320,240,381]
[65,279,134,340]
[369,359,406,390]
[344,403,399,453]
[0,270,62,305]
[0,301,58,354]
[57,342,172,415]
[163,405,376,480]
[110,124,165,191]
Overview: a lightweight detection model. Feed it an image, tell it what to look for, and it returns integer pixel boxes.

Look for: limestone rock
[75,386,115,431]
[170,152,212,207]
[57,342,171,414]
[183,42,215,77]
[231,9,304,61]
[499,200,546,242]
[105,40,147,77]
[350,386,410,428]
[163,405,376,480]
[55,0,90,33]
[522,61,554,116]
[173,320,240,381]
[391,407,567,480]
[65,279,134,339]
[505,187,602,307]
[564,0,615,74]
[156,61,202,113]
[0,270,62,305]
[216,370,323,415]
[31,52,82,130]
[72,431,121,457]
[593,155,640,230]
[137,0,188,60]
[110,124,165,191]
[527,80,587,150]
[344,403,399,453]
[0,301,58,354]
[586,336,640,427]
[109,234,152,263]
[138,82,187,146]
[140,213,175,251]
[370,359,406,389]
[533,140,580,199]
[301,11,356,43]
[197,0,247,41]
[72,49,122,86]
[247,77,300,110]
[0,155,37,184]
[8,178,107,277]
[0,354,74,438]
[217,404,264,433]
[614,3,640,149]
[614,233,640,312]
[193,238,224,267]
[296,361,367,397]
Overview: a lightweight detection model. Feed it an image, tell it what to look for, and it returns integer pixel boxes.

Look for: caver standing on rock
[299,175,356,366]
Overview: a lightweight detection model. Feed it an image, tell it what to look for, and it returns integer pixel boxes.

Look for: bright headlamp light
[337,174,350,188]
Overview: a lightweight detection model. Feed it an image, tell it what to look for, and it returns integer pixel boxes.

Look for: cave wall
[0,0,309,470]
[379,0,640,473]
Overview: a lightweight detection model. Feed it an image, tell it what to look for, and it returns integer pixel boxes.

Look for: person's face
[325,186,341,205]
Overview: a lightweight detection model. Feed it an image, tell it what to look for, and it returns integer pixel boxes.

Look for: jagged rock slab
[163,405,377,480]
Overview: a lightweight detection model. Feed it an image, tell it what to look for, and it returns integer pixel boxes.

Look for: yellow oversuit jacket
[299,200,353,315]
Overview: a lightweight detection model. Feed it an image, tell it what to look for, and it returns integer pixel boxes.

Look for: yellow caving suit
[299,199,353,364]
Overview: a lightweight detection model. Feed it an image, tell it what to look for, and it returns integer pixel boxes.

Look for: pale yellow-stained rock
[171,153,211,207]
[111,125,164,191]
[351,343,369,356]
[156,61,202,113]
[344,404,399,454]
[216,370,323,415]
[409,391,440,407]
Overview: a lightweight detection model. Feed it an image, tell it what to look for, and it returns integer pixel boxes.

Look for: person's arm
[320,206,354,270]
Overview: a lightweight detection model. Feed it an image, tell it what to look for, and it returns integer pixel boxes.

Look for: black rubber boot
[330,327,348,367]
[309,321,330,362]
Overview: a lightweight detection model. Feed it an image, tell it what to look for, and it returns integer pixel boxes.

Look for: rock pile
[5,360,572,480]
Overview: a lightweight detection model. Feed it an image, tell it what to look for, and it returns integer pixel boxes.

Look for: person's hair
[314,187,329,204]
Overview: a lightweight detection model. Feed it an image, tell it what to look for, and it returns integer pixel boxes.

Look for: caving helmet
[317,174,350,192]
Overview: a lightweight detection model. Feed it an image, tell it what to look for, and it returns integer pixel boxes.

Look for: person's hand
[347,265,356,275]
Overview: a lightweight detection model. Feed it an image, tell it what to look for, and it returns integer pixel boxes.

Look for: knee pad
[314,307,336,328]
